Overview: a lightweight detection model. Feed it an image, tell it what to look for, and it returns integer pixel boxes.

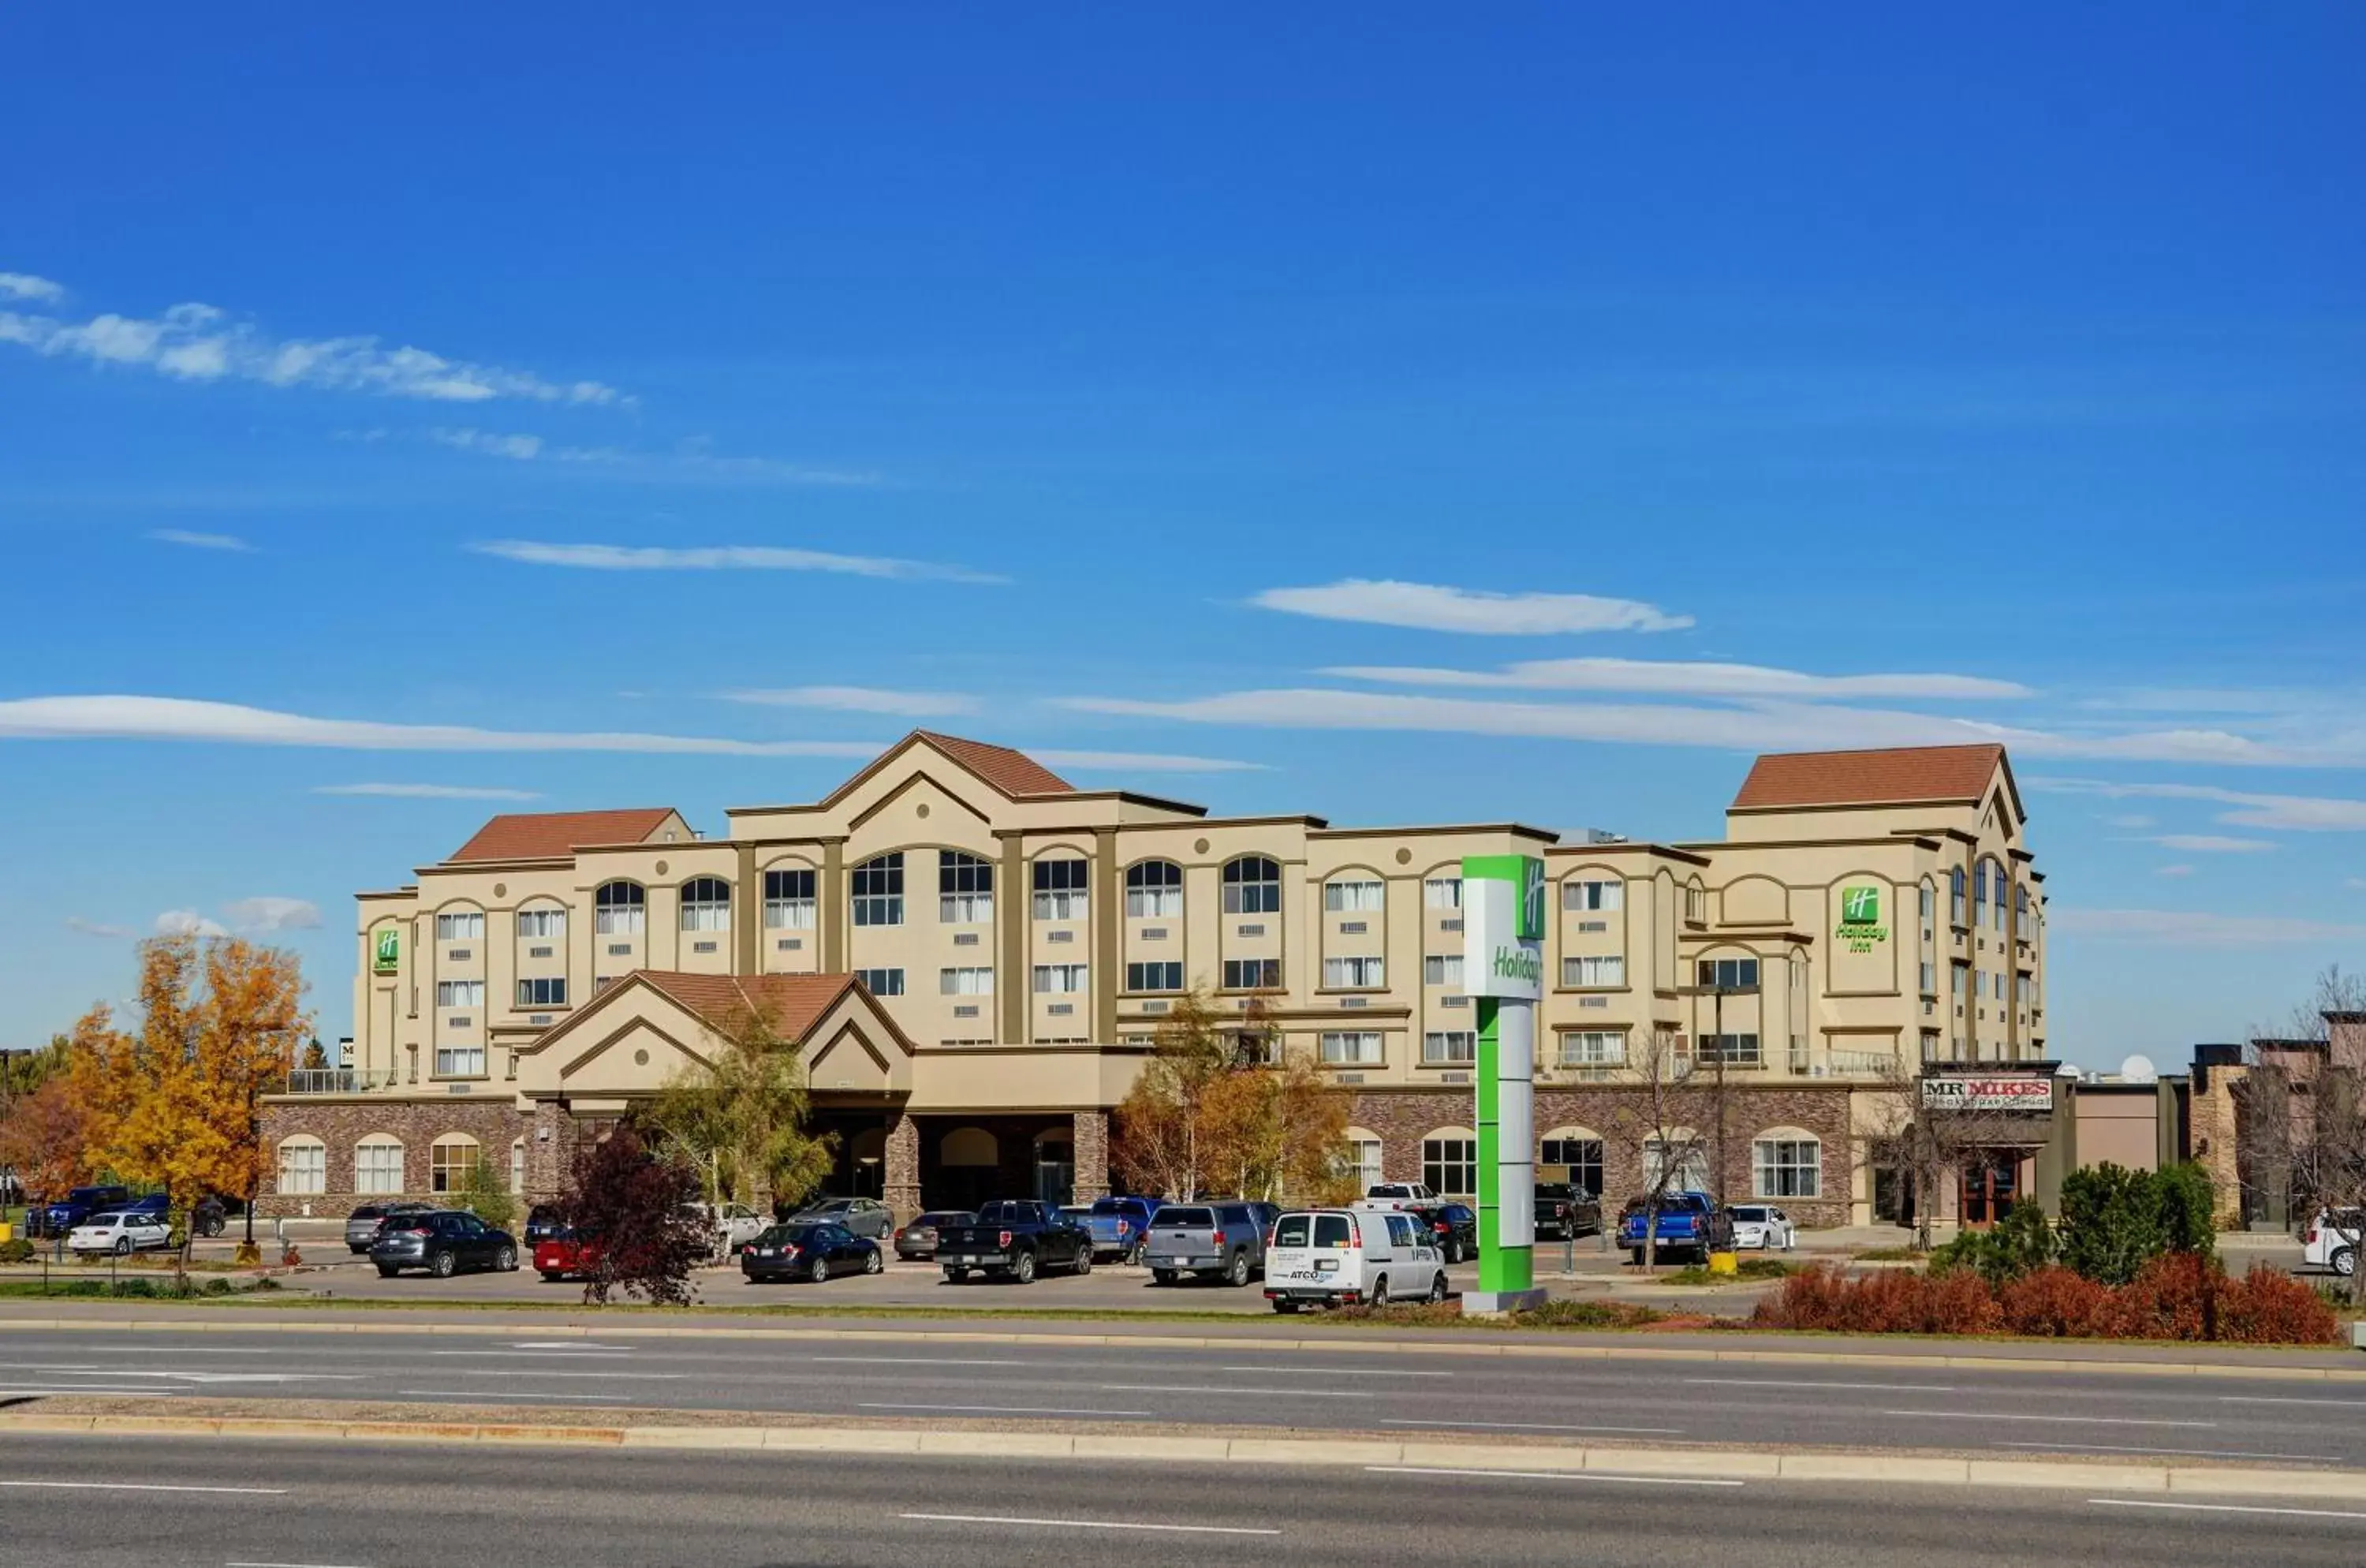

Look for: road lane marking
[900,1513,1278,1536]
[396,1390,632,1402]
[0,1480,288,1495]
[1883,1409,2215,1428]
[862,1402,1151,1417]
[226,1561,375,1567]
[510,1341,629,1350]
[2000,1441,2339,1462]
[450,1370,684,1380]
[1101,1385,1373,1398]
[814,1357,1028,1367]
[2219,1395,2365,1409]
[0,1385,187,1396]
[1685,1378,1957,1393]
[1383,1419,1685,1435]
[1219,1365,1452,1378]
[2090,1499,2366,1522]
[1368,1466,1744,1488]
[431,1350,640,1359]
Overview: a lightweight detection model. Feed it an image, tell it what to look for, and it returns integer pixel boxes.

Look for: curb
[0,1314,2358,1383]
[6,1411,2364,1499]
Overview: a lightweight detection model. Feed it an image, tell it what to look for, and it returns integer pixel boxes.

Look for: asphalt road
[5,1321,2364,1467]
[3,1433,2363,1566]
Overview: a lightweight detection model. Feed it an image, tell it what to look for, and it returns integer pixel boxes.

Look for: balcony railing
[1827,1049,1898,1078]
[282,1068,397,1095]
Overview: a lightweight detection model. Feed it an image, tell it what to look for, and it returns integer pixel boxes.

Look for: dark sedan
[892,1210,974,1261]
[1404,1202,1479,1262]
[741,1222,882,1283]
[368,1210,519,1279]
[345,1200,437,1253]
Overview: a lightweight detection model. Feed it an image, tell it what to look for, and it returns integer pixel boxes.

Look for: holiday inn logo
[1842,886,1880,926]
[373,928,401,973]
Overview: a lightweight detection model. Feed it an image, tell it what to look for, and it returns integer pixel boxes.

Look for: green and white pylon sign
[1461,853,1550,1314]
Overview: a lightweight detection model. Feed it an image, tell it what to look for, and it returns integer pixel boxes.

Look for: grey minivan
[1144,1200,1277,1287]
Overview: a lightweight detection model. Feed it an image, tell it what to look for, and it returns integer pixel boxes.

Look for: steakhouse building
[259,734,2048,1228]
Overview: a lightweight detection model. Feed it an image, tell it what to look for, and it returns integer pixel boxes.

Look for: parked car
[2304,1208,2364,1278]
[1081,1195,1163,1263]
[1263,1206,1448,1312]
[532,1229,596,1282]
[117,1192,230,1238]
[741,1221,883,1283]
[369,1210,519,1278]
[789,1196,894,1240]
[1535,1184,1603,1242]
[1617,1193,1735,1264]
[700,1202,769,1256]
[893,1210,972,1261]
[523,1204,567,1246]
[67,1210,173,1256]
[934,1199,1093,1283]
[345,1201,438,1254]
[1364,1182,1436,1206]
[1144,1200,1271,1286]
[32,1185,131,1238]
[1728,1204,1797,1252]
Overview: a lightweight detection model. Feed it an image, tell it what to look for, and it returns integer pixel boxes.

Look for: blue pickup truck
[1080,1196,1162,1263]
[1617,1192,1735,1264]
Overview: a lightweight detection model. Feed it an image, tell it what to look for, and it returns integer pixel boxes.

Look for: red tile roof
[1730,744,2007,812]
[447,808,678,863]
[634,972,861,1043]
[912,731,1073,797]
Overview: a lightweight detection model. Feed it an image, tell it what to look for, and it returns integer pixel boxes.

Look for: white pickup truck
[2303,1209,2363,1278]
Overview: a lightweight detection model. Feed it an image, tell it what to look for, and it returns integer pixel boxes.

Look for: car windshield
[1731,1207,1767,1222]
[915,1213,965,1227]
[68,1189,110,1204]
[85,1213,125,1226]
[1090,1198,1142,1215]
[351,1206,385,1220]
[752,1225,815,1247]
[1155,1207,1215,1229]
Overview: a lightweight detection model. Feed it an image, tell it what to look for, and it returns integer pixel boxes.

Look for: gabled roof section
[911,731,1074,797]
[1730,745,2014,815]
[635,972,867,1044]
[448,808,680,863]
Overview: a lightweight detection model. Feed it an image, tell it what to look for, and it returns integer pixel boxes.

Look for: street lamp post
[1677,981,1761,1206]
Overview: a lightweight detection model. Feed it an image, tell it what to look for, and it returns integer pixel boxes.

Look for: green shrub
[2058,1163,2217,1286]
[0,1238,35,1264]
[459,1155,517,1235]
[1931,1201,2053,1286]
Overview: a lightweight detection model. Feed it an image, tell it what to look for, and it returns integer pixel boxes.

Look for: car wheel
[114,1237,131,1256]
[1272,1299,1300,1315]
[376,1264,401,1279]
[496,1245,517,1272]
[1427,1271,1449,1304]
[1127,1241,1145,1267]
[1629,1248,1645,1266]
[810,1256,830,1283]
[1074,1249,1092,1277]
[1368,1275,1390,1309]
[863,1248,883,1275]
[538,1271,564,1283]
[943,1267,967,1283]
[1151,1267,1177,1286]
[1226,1251,1250,1288]
[429,1249,457,1279]
[349,1244,368,1255]
[1013,1250,1037,1285]
[2336,1247,2357,1279]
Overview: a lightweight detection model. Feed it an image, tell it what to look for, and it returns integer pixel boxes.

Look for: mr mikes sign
[1920,1075,2057,1114]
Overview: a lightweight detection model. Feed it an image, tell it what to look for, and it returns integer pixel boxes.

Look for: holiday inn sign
[1835,883,1888,954]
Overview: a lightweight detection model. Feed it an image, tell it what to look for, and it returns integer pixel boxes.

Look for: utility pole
[1679,975,1761,1205]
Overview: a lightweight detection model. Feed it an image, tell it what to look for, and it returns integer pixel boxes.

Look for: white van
[1262,1206,1449,1312]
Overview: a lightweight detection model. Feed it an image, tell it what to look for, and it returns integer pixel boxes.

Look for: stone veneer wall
[1345,1085,1856,1230]
[257,1098,537,1219]
[2187,1066,2246,1227]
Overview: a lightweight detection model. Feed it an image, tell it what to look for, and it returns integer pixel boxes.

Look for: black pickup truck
[934,1199,1094,1284]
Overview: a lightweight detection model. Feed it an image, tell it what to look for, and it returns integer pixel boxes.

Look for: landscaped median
[6,1401,2366,1502]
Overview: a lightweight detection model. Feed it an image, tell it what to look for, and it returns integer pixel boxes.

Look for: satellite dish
[2119,1054,2159,1085]
[2055,1062,2081,1077]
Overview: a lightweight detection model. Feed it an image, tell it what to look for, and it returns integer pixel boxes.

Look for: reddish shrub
[2095,1251,2214,1341]
[1920,1267,2006,1335]
[1751,1265,2000,1335]
[1998,1266,2112,1338]
[2215,1264,2341,1345]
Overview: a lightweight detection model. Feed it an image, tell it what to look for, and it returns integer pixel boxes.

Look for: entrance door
[1960,1155,2019,1228]
[1034,1136,1075,1206]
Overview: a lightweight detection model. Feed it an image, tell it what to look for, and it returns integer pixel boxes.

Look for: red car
[533,1233,600,1282]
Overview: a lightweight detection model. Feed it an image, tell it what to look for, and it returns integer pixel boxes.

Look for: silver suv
[1144,1200,1278,1287]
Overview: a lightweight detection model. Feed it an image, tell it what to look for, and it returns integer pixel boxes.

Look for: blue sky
[4,9,2363,1063]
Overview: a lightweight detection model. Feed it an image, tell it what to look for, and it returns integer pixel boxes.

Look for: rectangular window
[1562,879,1622,913]
[1422,1030,1476,1065]
[435,911,485,941]
[515,908,565,939]
[435,980,484,1009]
[1699,1032,1761,1066]
[1323,955,1385,989]
[1032,857,1089,921]
[515,977,567,1008]
[1125,961,1182,993]
[763,868,817,929]
[1919,885,1935,920]
[1539,1137,1605,1197]
[851,855,905,928]
[1423,954,1464,988]
[1951,964,1969,999]
[1424,1138,1476,1200]
[854,967,905,998]
[938,966,995,997]
[1424,877,1462,910]
[1319,1030,1383,1065]
[938,853,995,924]
[1125,885,1181,918]
[1919,961,1935,995]
[1324,879,1384,913]
[1753,1138,1822,1199]
[429,1141,479,1194]
[1223,958,1281,990]
[277,1142,324,1196]
[354,1142,403,1196]
[1951,871,1968,926]
[434,1045,486,1077]
[1562,954,1625,988]
[1032,963,1088,995]
[1696,958,1760,991]
[1558,1030,1625,1069]
[1348,1136,1384,1193]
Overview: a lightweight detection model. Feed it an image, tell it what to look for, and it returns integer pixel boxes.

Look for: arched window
[1222,856,1281,915]
[430,1134,481,1194]
[276,1136,325,1197]
[1539,1126,1604,1197]
[763,864,816,929]
[1342,1126,1384,1193]
[509,1137,528,1197]
[1752,1130,1822,1199]
[2014,882,2033,936]
[595,881,646,936]
[1987,860,2009,931]
[941,1126,998,1167]
[939,850,994,924]
[1032,856,1088,920]
[355,1135,405,1196]
[1949,866,1967,927]
[678,876,732,932]
[1421,1129,1478,1200]
[851,853,904,927]
[515,901,566,941]
[1324,874,1383,914]
[434,905,485,943]
[1125,860,1182,918]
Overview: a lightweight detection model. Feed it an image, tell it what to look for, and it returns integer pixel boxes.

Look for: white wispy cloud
[222,896,322,932]
[2146,834,2275,854]
[146,528,253,553]
[0,277,625,405]
[2030,777,2366,831]
[469,539,1005,585]
[423,427,882,487]
[2103,813,2157,829]
[1054,687,2314,766]
[155,909,229,939]
[314,782,545,801]
[2155,865,2195,878]
[431,427,543,461]
[720,686,981,719]
[1252,580,1692,636]
[0,272,65,304]
[1029,749,1267,775]
[64,915,136,939]
[0,695,884,757]
[1323,656,2029,701]
[2050,908,2366,946]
